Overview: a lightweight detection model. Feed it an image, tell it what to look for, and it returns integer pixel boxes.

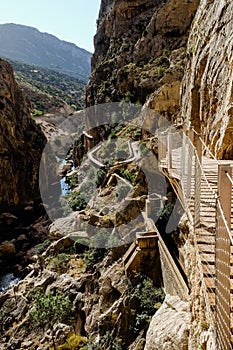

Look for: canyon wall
[0,59,46,213]
[86,0,199,117]
[181,0,233,159]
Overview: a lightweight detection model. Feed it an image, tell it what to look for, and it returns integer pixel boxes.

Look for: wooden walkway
[162,134,233,347]
[193,157,233,340]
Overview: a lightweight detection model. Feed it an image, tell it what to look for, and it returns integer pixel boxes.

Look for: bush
[36,239,51,254]
[119,169,136,184]
[83,248,106,270]
[95,169,107,187]
[126,273,165,332]
[56,334,87,350]
[67,191,87,211]
[33,109,44,116]
[66,173,79,189]
[30,289,74,331]
[50,253,70,272]
[115,183,130,201]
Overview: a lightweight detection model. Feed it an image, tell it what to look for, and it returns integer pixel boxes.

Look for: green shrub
[30,289,74,331]
[83,248,106,270]
[66,173,79,189]
[126,273,165,332]
[119,169,136,184]
[36,239,51,254]
[50,253,70,271]
[157,66,165,79]
[67,191,87,211]
[95,169,107,187]
[33,109,44,116]
[115,183,130,201]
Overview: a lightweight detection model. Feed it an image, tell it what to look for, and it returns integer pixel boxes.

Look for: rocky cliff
[86,0,199,117]
[181,0,233,159]
[0,59,46,212]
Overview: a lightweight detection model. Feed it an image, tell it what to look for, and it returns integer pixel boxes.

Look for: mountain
[9,59,85,114]
[0,23,91,81]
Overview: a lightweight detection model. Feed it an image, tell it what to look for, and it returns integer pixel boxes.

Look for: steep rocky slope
[181,0,233,159]
[86,0,199,115]
[0,59,46,212]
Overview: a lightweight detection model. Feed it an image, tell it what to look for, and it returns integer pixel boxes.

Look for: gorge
[0,0,233,349]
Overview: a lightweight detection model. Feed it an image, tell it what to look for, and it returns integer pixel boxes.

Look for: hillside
[0,23,91,81]
[10,59,85,114]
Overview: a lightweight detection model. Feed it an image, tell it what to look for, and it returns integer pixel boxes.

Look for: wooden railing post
[215,163,232,349]
[167,129,172,171]
[218,164,232,226]
[181,130,187,180]
[194,132,202,228]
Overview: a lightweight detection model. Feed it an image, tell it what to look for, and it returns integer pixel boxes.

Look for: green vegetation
[119,169,136,184]
[50,253,71,272]
[10,59,85,113]
[126,273,165,332]
[66,191,87,211]
[30,289,74,349]
[56,334,87,350]
[95,169,107,187]
[32,109,44,116]
[66,173,79,189]
[115,183,130,201]
[36,239,51,254]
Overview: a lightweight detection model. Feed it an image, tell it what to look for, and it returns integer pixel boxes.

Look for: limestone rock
[145,294,190,350]
[48,212,81,240]
[85,0,199,108]
[53,323,73,345]
[181,0,233,159]
[0,59,46,212]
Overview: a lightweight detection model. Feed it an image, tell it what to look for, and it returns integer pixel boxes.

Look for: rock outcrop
[181,0,233,159]
[85,0,199,111]
[0,59,46,212]
[144,294,190,350]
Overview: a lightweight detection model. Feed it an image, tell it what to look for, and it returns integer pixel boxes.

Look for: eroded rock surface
[181,0,233,159]
[0,59,46,212]
[145,294,190,350]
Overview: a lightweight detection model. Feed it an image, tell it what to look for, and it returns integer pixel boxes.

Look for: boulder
[0,212,18,225]
[0,240,16,257]
[145,294,190,350]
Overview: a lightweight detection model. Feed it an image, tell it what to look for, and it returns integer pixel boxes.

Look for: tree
[30,289,74,349]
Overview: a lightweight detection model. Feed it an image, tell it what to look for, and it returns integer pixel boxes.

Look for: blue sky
[0,0,101,52]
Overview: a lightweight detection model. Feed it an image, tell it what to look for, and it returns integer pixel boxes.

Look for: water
[59,159,75,196]
[60,176,71,195]
[0,273,20,293]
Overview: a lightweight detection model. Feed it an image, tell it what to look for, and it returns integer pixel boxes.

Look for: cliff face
[0,59,46,212]
[181,0,233,159]
[86,0,199,112]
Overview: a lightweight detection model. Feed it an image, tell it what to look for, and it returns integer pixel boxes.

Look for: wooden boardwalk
[163,138,233,346]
